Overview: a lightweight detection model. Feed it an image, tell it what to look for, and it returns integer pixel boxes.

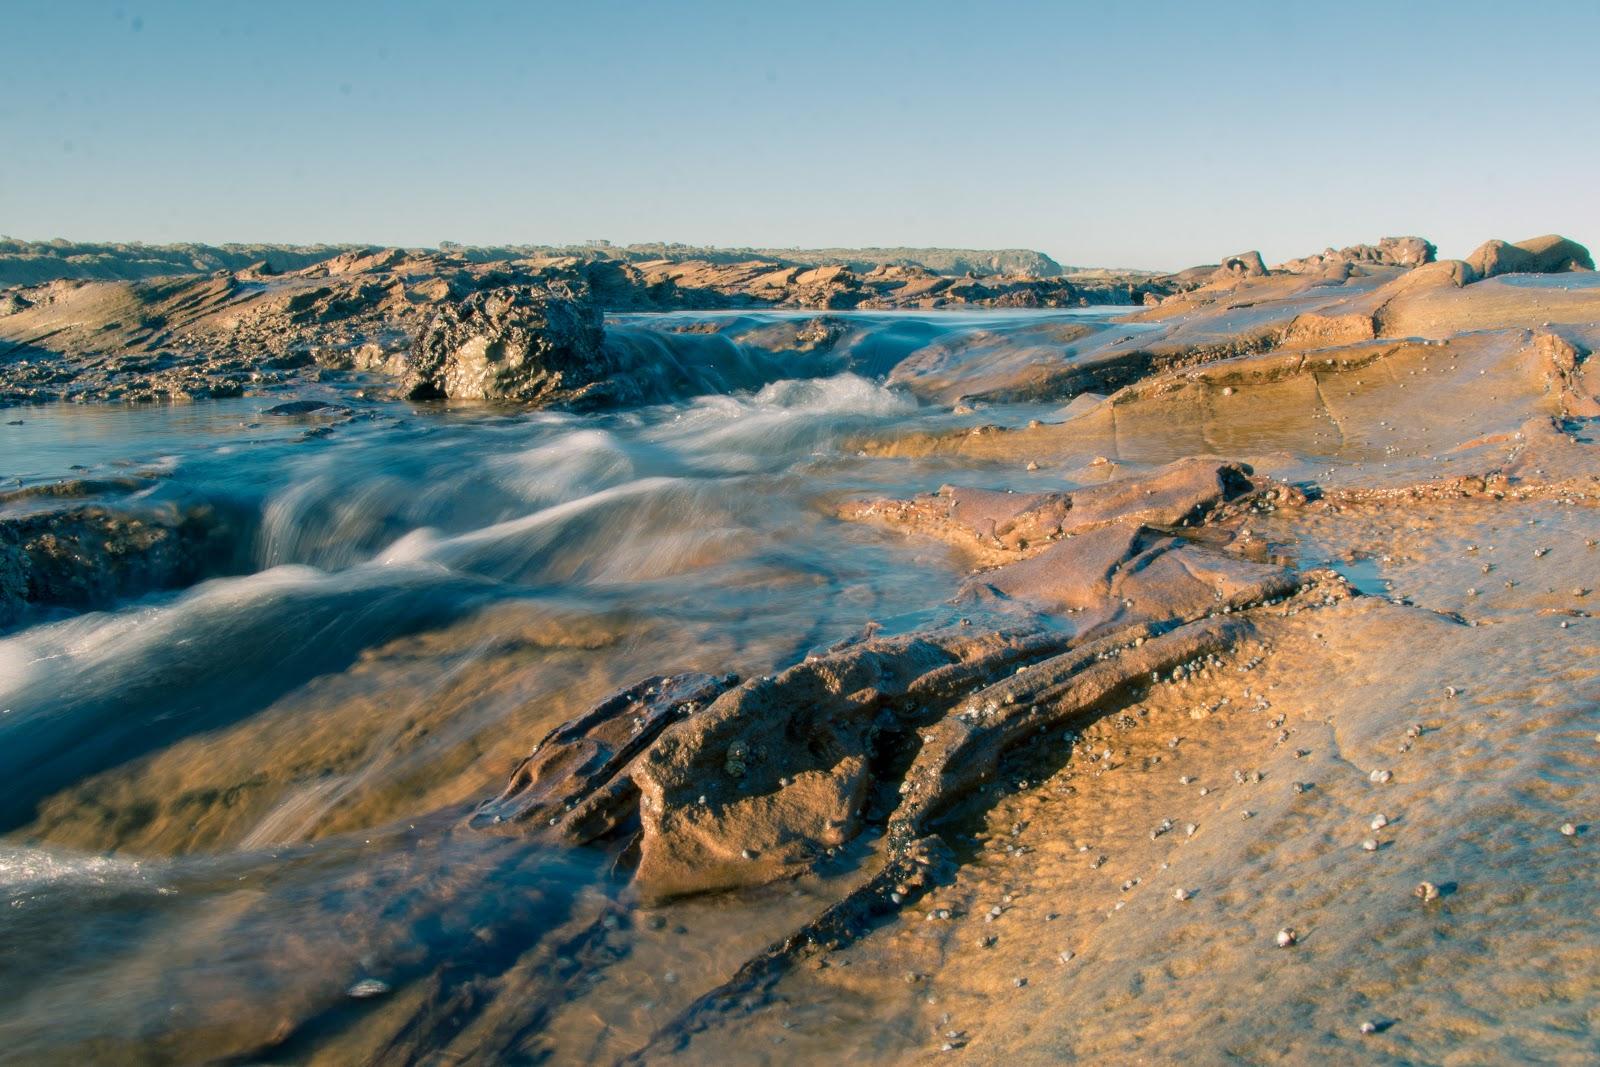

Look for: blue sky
[4,0,1598,269]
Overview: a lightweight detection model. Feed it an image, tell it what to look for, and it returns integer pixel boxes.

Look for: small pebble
[1276,928,1298,948]
[1414,881,1439,902]
[1362,838,1379,852]
[1359,1021,1377,1035]
[1370,813,1389,830]
[1560,822,1577,837]
[1369,769,1392,784]
[347,978,391,999]
[1173,887,1190,901]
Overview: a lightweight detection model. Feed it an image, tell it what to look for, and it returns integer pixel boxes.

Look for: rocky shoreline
[3,232,1598,1063]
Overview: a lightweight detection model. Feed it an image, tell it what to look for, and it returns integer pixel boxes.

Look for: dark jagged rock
[401,284,608,404]
[0,503,242,627]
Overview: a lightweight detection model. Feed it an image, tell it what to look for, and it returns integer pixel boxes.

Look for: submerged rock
[261,399,350,417]
[0,503,241,628]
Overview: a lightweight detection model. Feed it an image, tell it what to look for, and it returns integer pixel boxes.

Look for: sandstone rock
[468,456,1294,902]
[402,284,608,404]
[1465,234,1593,281]
[1215,251,1268,281]
[1277,236,1436,274]
[839,457,1260,564]
[1512,234,1594,273]
[1465,239,1536,280]
[960,521,1297,632]
[471,672,736,839]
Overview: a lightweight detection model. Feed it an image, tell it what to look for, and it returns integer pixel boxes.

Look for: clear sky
[5,0,1598,270]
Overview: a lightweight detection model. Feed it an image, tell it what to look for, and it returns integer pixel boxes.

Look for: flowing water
[6,306,1595,1065]
[0,308,1141,1063]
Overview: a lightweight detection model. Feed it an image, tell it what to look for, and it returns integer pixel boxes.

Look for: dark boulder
[402,284,608,404]
[0,504,241,628]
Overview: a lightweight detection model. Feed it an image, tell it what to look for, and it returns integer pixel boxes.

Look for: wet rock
[469,672,736,841]
[959,521,1299,632]
[629,625,1078,899]
[261,399,350,417]
[840,457,1264,566]
[890,611,1272,841]
[346,978,391,999]
[402,284,608,405]
[0,503,241,628]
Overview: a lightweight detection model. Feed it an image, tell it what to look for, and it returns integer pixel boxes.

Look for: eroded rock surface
[7,229,1600,1067]
[456,457,1301,915]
